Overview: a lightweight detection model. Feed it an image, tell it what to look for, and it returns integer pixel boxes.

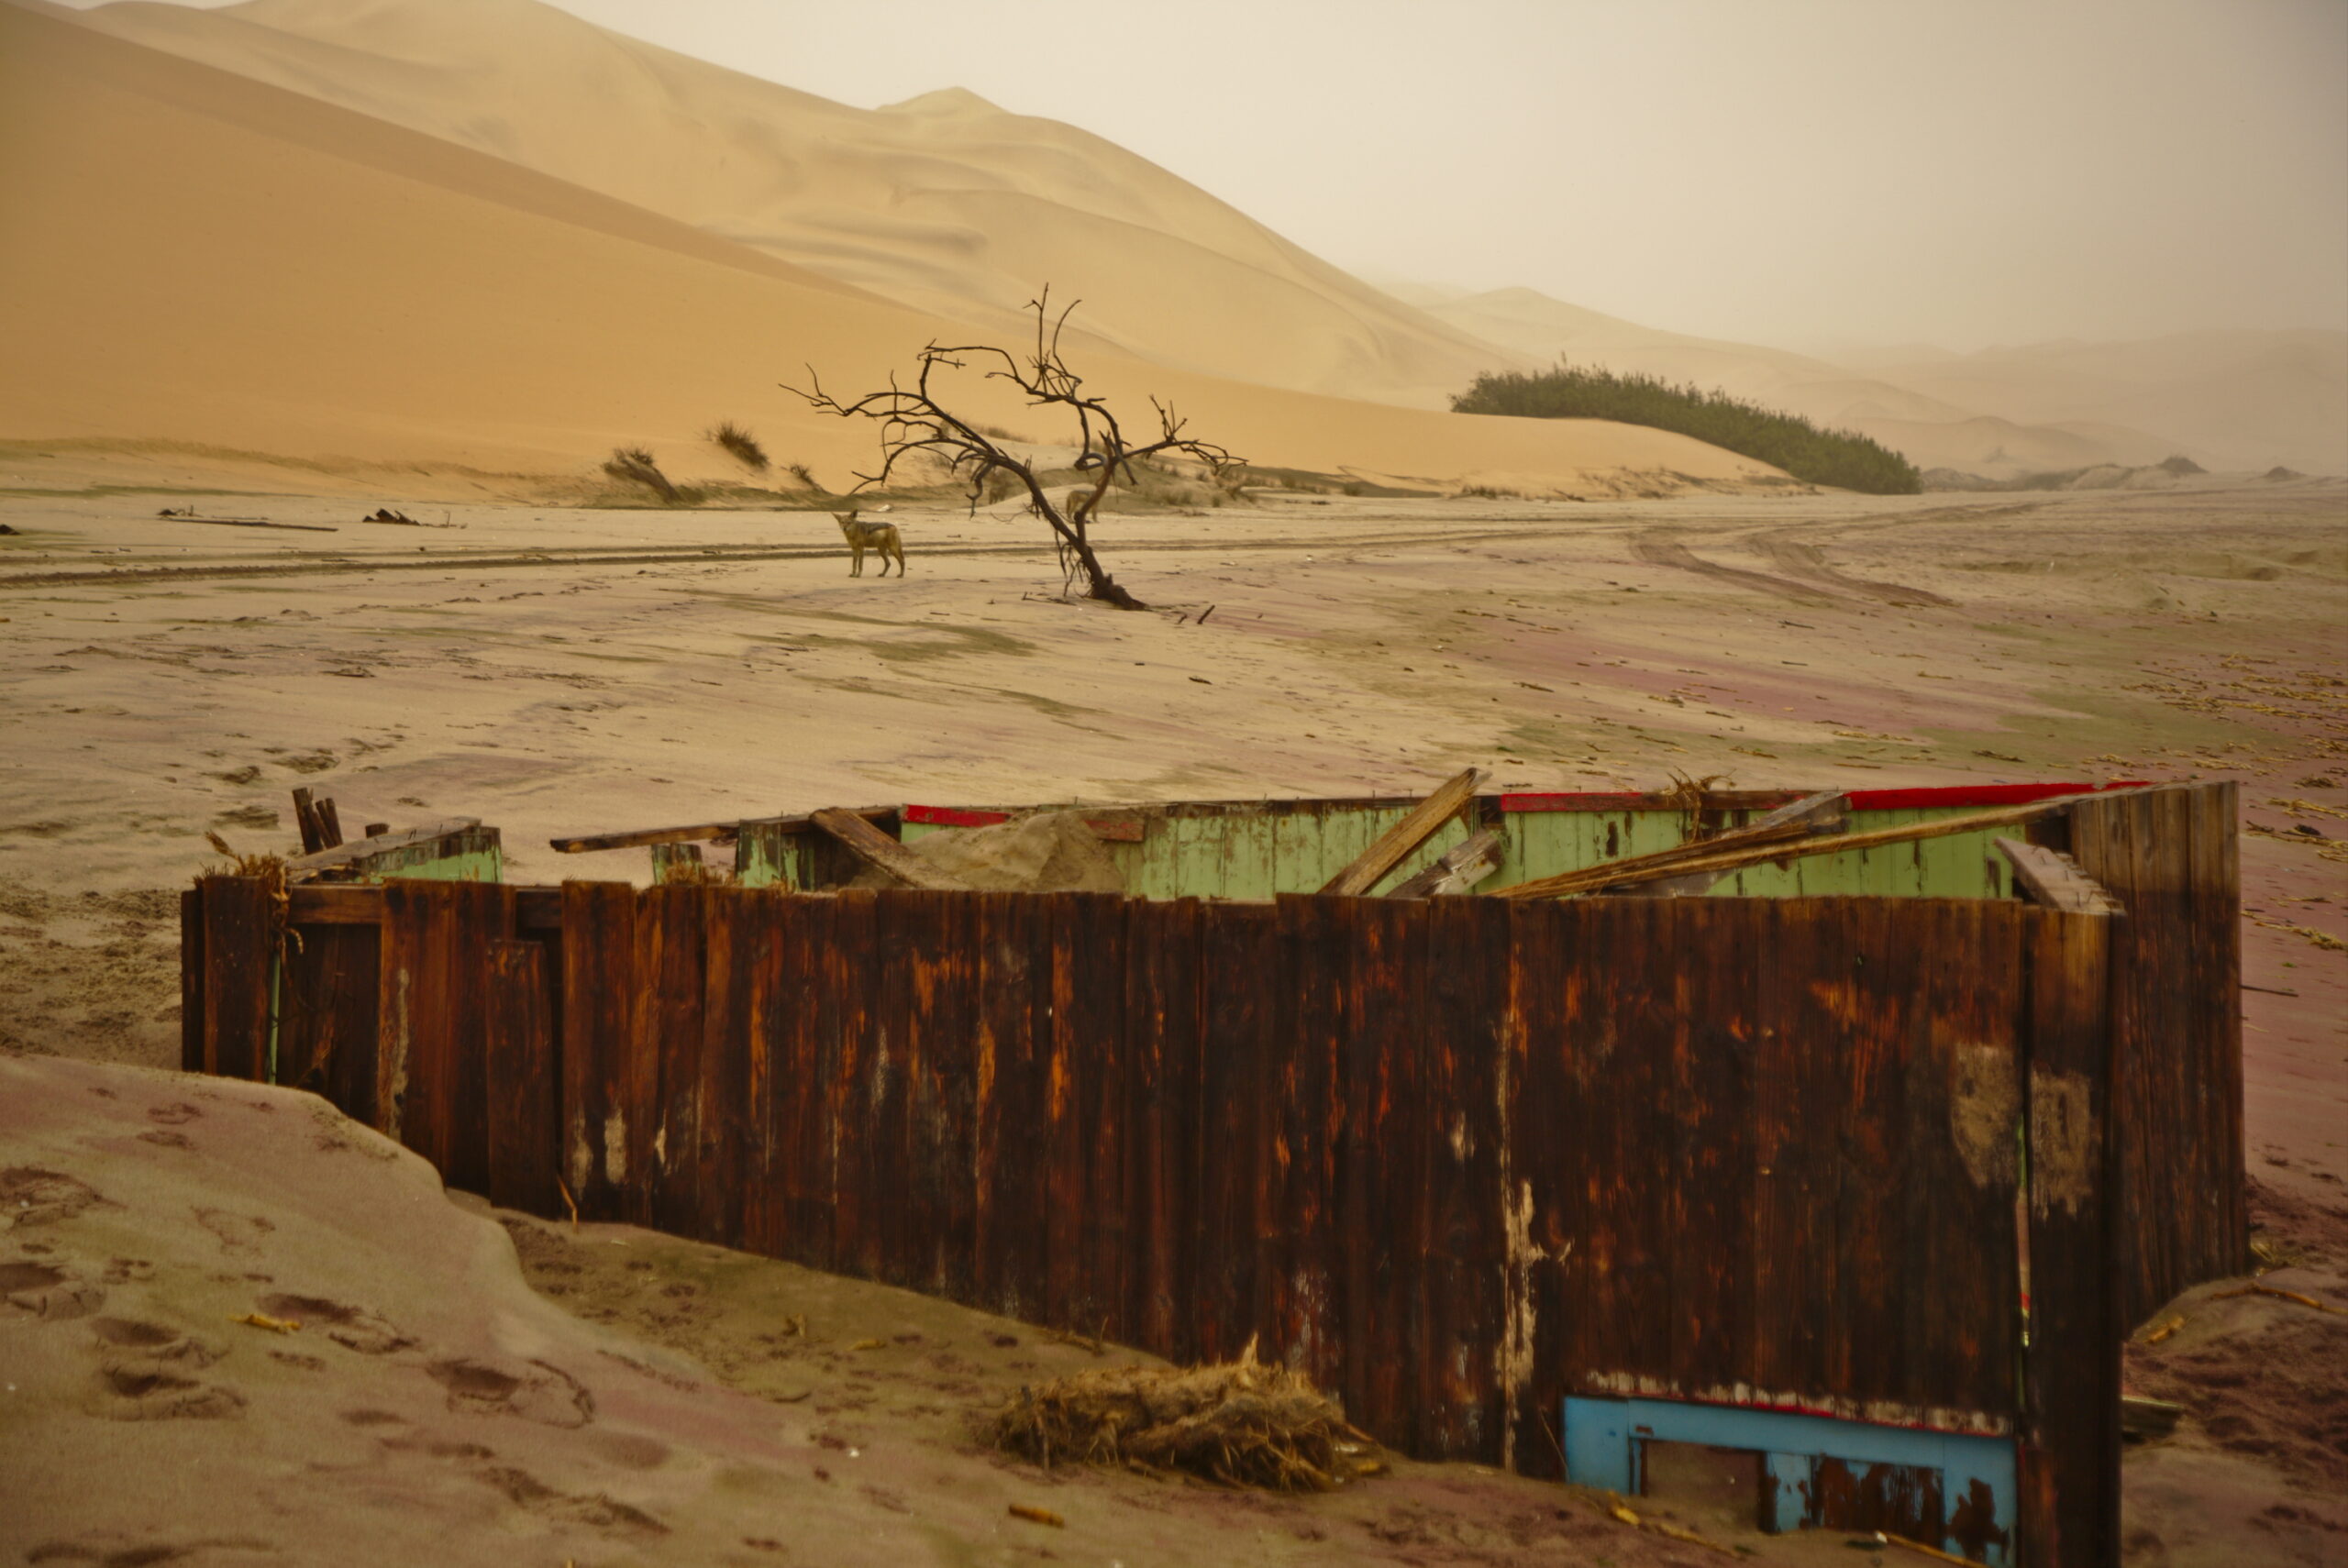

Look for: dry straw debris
[990,1337,1384,1491]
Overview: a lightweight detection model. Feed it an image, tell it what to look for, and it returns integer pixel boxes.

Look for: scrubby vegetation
[1451,362,1921,495]
[707,420,770,472]
[601,446,685,503]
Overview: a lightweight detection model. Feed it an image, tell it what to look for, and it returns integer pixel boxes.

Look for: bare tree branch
[781,289,1240,610]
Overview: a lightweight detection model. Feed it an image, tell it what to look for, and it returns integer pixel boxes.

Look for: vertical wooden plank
[200,875,273,1083]
[2201,781,2246,1293]
[1071,893,1131,1340]
[823,891,877,1279]
[696,887,755,1248]
[1195,902,1272,1362]
[1419,895,1508,1463]
[180,888,205,1075]
[740,888,786,1261]
[2021,907,2120,1568]
[560,881,636,1221]
[277,922,381,1126]
[1500,896,1563,1476]
[628,884,705,1231]
[774,891,836,1272]
[1339,895,1424,1453]
[1746,898,1807,1398]
[378,879,503,1185]
[1270,895,1346,1393]
[1125,897,1200,1360]
[1665,899,1755,1412]
[974,891,1048,1320]
[859,890,914,1286]
[484,940,559,1217]
[914,891,979,1303]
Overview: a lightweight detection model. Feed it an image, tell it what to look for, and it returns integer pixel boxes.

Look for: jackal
[834,507,905,578]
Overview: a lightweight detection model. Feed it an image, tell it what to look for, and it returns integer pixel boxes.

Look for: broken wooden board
[548,805,896,855]
[810,807,973,892]
[1607,790,1848,900]
[285,819,481,877]
[1495,790,2118,900]
[1995,837,2121,915]
[1318,767,1485,897]
[1385,828,1503,899]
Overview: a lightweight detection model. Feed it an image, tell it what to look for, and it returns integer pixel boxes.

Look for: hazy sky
[75,0,2348,352]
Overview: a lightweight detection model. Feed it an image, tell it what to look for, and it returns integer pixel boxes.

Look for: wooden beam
[1318,767,1486,897]
[809,807,972,891]
[292,787,326,855]
[1385,829,1503,899]
[548,804,896,855]
[1494,791,2112,900]
[314,796,345,850]
[1607,790,1849,900]
[284,818,480,876]
[1495,792,1844,901]
[1995,837,2121,915]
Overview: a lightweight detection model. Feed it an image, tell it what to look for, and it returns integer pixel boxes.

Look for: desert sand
[4,473,2345,1564]
[3,0,2343,1559]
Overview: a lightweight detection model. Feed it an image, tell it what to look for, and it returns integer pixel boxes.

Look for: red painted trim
[1843,781,2151,811]
[902,805,1009,828]
[1503,782,2152,814]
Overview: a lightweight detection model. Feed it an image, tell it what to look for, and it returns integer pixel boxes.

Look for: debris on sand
[991,1337,1385,1491]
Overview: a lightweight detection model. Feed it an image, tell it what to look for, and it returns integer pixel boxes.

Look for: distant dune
[64,0,1524,411]
[0,1,1767,496]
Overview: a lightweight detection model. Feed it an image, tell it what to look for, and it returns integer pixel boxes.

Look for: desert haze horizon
[1,5,2342,1568]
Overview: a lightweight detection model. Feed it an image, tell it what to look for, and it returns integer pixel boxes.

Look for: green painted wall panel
[759,801,2022,903]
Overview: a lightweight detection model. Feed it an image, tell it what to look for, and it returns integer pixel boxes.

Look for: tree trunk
[1069,532,1146,610]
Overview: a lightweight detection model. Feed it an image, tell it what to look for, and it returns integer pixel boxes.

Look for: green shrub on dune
[1451,362,1922,495]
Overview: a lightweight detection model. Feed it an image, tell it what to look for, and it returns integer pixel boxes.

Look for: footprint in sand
[1,1166,107,1229]
[1,1259,105,1320]
[83,1315,242,1420]
[256,1292,413,1355]
[426,1357,595,1428]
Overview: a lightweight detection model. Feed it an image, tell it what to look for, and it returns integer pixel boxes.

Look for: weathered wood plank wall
[181,778,2243,1568]
[2056,781,2245,1324]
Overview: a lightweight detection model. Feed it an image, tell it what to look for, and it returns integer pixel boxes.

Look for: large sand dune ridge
[0,1,1770,493]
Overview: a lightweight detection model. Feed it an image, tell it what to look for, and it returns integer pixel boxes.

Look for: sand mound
[992,1340,1383,1491]
[853,811,1125,893]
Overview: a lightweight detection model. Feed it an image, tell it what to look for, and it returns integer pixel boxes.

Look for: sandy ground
[4,473,2344,1562]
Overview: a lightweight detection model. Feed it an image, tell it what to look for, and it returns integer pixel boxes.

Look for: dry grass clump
[784,461,823,493]
[990,1339,1384,1491]
[602,446,681,503]
[707,420,770,472]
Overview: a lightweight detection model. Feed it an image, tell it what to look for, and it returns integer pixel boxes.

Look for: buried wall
[183,879,2163,1565]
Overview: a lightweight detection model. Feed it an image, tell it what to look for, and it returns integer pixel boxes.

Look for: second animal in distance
[834,506,906,578]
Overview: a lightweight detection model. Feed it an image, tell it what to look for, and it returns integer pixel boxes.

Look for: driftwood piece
[1319,767,1486,897]
[1493,790,2118,900]
[810,807,972,891]
[1384,829,1503,899]
[1995,837,2121,915]
[314,796,345,851]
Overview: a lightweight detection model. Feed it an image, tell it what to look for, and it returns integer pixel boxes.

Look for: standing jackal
[834,507,905,578]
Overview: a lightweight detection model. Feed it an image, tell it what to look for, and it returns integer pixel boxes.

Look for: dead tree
[783,292,1237,610]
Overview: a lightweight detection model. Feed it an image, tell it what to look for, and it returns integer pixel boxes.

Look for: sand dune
[0,2,1768,494]
[1853,330,2348,476]
[1419,284,2207,479]
[69,0,1526,410]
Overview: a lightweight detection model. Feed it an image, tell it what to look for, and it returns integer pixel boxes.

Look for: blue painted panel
[1564,1396,2015,1565]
